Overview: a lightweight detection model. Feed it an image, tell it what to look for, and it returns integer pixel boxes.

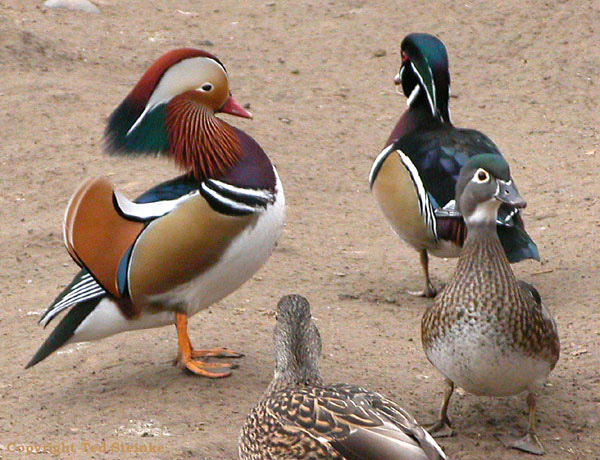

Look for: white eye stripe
[410,61,436,117]
[472,168,490,183]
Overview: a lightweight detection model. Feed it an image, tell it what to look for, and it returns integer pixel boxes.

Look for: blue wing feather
[134,174,200,204]
[393,126,539,262]
[394,126,502,208]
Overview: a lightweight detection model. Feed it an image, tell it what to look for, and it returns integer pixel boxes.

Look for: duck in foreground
[27,49,285,377]
[369,33,539,297]
[421,155,559,455]
[239,294,447,460]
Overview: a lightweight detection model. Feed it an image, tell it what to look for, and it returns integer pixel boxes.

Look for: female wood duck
[239,294,447,460]
[369,33,539,297]
[421,155,559,455]
[27,49,285,378]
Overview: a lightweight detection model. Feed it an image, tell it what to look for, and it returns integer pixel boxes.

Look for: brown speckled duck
[421,154,559,455]
[240,294,447,460]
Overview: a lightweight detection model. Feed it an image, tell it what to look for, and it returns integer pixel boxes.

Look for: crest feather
[104,48,225,155]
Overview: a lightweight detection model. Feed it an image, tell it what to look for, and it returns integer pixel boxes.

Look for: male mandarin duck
[421,155,559,455]
[239,295,447,460]
[27,49,285,377]
[369,33,539,297]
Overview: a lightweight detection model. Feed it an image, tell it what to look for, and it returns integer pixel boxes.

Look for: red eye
[401,51,408,62]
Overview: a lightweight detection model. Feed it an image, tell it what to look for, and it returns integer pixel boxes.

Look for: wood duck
[27,49,285,378]
[369,33,539,297]
[421,155,559,455]
[239,295,447,460]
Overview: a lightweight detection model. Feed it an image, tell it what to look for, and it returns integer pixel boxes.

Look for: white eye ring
[200,83,213,92]
[473,168,490,183]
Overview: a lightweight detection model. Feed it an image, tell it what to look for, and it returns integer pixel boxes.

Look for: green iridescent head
[395,33,451,123]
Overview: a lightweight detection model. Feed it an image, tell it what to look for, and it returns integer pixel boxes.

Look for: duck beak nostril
[219,96,253,119]
[496,180,526,208]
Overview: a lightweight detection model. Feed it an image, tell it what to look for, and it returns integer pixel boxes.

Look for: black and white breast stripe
[200,179,275,216]
[370,145,437,240]
[39,273,106,327]
[114,189,197,222]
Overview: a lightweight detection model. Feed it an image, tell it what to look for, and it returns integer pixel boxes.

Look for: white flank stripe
[200,183,257,214]
[206,179,273,201]
[395,149,437,240]
[369,144,396,187]
[114,190,197,220]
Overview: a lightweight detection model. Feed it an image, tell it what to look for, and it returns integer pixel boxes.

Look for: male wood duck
[27,49,285,378]
[421,155,559,455]
[369,33,539,297]
[239,295,447,460]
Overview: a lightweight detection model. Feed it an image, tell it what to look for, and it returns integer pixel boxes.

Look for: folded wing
[268,385,446,460]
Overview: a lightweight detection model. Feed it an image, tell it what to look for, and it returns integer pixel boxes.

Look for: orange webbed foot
[175,313,243,378]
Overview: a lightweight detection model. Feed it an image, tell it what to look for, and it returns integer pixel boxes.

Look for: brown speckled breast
[422,234,559,366]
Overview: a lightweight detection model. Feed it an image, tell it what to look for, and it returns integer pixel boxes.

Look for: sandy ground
[0,1,598,459]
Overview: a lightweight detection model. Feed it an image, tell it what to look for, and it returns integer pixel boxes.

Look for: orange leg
[175,313,241,378]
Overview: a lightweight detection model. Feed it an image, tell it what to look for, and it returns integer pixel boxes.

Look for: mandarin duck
[27,49,285,378]
[421,155,559,455]
[369,33,539,297]
[239,295,447,460]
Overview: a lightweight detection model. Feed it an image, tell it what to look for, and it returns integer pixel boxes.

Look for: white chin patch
[406,84,420,106]
[466,199,501,225]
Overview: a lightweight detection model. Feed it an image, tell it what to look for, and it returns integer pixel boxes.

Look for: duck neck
[387,100,449,146]
[166,96,242,181]
[264,360,323,396]
[451,223,519,293]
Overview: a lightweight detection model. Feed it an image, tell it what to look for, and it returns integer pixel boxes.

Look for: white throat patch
[466,199,501,225]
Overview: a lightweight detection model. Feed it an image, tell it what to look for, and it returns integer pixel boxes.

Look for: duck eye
[401,51,408,62]
[473,169,490,183]
[200,83,213,92]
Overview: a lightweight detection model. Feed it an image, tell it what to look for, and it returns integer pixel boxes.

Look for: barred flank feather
[26,296,100,368]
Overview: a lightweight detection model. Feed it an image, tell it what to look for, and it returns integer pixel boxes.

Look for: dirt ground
[0,1,598,459]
